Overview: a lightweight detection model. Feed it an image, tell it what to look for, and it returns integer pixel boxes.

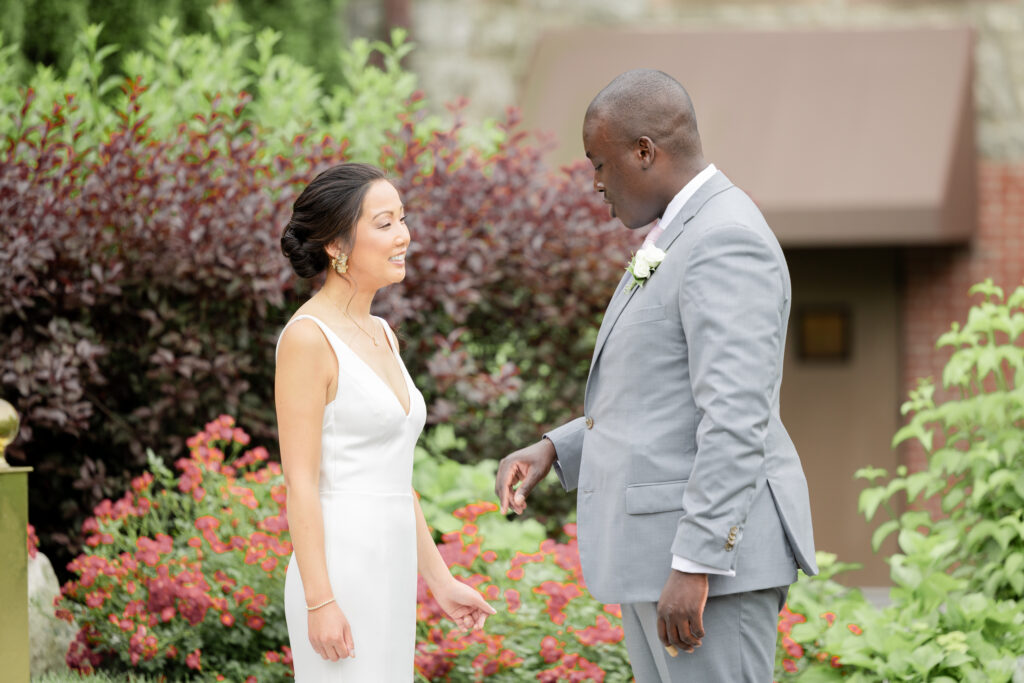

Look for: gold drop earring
[331,253,348,274]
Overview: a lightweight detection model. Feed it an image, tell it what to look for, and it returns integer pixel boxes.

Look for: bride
[276,163,495,680]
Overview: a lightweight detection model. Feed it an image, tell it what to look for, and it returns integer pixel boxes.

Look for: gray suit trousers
[622,586,788,683]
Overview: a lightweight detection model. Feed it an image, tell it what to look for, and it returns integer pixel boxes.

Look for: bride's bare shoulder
[278,315,329,358]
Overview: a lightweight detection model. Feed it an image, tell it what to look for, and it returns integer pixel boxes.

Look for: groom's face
[583,114,658,230]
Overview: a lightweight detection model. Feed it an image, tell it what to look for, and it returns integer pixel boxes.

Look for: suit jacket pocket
[624,479,688,515]
[618,304,666,328]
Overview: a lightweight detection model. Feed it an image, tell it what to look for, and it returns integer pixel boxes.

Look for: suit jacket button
[724,542,734,551]
[585,417,594,430]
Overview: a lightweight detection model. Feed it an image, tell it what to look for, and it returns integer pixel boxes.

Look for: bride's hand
[433,578,498,631]
[308,602,355,661]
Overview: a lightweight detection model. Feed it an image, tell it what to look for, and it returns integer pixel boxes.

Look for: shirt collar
[658,163,717,229]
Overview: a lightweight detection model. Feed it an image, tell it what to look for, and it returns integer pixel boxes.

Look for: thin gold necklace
[319,290,379,346]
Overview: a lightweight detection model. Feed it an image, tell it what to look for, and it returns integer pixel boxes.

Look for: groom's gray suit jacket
[546,171,817,605]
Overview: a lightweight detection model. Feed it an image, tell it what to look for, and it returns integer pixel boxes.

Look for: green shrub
[1,0,345,85]
[32,672,158,683]
[777,279,1024,682]
[0,4,443,164]
[868,278,1024,601]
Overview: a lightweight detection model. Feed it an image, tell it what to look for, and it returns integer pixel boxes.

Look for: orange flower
[452,501,498,523]
[781,634,803,659]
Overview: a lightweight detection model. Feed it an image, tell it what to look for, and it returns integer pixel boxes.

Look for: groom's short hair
[585,69,702,159]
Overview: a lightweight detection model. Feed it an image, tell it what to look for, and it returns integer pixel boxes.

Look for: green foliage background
[0,0,348,86]
[778,280,1024,682]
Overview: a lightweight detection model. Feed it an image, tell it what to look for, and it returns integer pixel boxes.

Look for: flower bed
[57,417,294,681]
[413,503,631,682]
[56,418,631,681]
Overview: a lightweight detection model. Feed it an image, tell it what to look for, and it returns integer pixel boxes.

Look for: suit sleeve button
[585,417,594,430]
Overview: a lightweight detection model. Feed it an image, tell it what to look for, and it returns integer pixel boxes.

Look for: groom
[496,69,817,682]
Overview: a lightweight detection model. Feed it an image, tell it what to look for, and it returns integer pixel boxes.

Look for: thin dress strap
[376,317,401,356]
[275,314,343,364]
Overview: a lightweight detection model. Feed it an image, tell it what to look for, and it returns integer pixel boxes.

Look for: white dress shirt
[649,163,717,242]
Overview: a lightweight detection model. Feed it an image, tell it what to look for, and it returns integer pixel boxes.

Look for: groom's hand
[657,570,708,655]
[495,439,556,514]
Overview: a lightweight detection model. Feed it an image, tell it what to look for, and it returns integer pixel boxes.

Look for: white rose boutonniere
[625,245,666,292]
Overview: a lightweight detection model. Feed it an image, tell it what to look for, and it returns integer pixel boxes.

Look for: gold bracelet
[307,597,336,612]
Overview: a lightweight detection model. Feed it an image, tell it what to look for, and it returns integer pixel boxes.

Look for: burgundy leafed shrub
[1,81,346,565]
[377,112,630,466]
[3,83,633,573]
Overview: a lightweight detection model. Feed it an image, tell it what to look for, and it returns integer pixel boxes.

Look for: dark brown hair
[280,163,388,278]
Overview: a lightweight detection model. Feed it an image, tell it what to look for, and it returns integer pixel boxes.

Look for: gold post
[0,399,18,469]
[0,399,31,683]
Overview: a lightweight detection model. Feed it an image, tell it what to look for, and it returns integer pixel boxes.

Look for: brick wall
[900,162,1024,470]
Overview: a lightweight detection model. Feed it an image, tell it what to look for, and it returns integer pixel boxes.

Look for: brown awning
[520,27,976,246]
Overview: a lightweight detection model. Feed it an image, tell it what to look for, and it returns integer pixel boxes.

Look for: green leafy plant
[412,426,511,539]
[0,0,346,87]
[864,278,1024,600]
[776,279,1024,682]
[0,4,460,164]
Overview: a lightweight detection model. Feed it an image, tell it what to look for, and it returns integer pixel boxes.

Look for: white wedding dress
[278,314,426,681]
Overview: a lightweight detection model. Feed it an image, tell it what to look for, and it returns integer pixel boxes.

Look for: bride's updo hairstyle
[281,162,388,278]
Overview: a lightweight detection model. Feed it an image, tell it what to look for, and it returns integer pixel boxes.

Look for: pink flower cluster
[774,604,846,677]
[414,504,631,682]
[57,416,294,680]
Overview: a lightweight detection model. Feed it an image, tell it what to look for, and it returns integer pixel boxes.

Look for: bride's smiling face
[343,180,410,288]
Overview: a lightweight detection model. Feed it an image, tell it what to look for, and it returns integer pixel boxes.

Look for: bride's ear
[324,239,349,261]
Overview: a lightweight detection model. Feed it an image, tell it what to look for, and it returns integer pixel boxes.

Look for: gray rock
[28,551,76,676]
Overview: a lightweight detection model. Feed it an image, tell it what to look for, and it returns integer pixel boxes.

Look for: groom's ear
[636,135,655,170]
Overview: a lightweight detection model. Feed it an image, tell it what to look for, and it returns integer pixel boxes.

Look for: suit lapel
[584,172,735,408]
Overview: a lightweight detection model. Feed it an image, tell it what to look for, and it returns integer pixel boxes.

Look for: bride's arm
[276,321,353,660]
[413,493,497,630]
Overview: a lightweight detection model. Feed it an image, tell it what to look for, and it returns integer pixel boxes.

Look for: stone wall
[346,0,1024,161]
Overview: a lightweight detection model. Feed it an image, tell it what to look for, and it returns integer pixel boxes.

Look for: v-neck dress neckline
[292,313,413,418]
